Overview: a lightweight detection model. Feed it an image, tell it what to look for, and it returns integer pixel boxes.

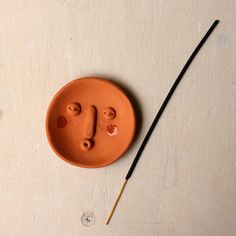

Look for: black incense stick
[106,20,219,225]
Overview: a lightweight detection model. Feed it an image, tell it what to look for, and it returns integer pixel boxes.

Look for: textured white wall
[0,1,235,235]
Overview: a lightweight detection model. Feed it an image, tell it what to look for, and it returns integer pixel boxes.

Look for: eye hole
[67,102,81,116]
[103,107,116,120]
[69,106,78,111]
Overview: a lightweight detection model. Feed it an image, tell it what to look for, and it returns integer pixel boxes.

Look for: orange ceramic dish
[46,77,136,168]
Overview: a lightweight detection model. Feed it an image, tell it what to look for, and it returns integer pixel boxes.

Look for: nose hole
[80,139,93,151]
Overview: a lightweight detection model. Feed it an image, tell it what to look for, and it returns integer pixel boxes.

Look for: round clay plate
[46,77,136,168]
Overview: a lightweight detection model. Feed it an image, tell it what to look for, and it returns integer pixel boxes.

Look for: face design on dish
[57,102,118,151]
[46,77,135,168]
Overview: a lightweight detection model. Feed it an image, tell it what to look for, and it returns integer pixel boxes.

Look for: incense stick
[106,20,219,225]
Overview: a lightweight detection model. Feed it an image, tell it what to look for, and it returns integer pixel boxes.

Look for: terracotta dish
[46,77,136,168]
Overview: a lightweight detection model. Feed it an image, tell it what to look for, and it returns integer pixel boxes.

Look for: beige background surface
[0,1,236,236]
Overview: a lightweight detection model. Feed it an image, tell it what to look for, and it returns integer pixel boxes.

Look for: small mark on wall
[81,211,95,227]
